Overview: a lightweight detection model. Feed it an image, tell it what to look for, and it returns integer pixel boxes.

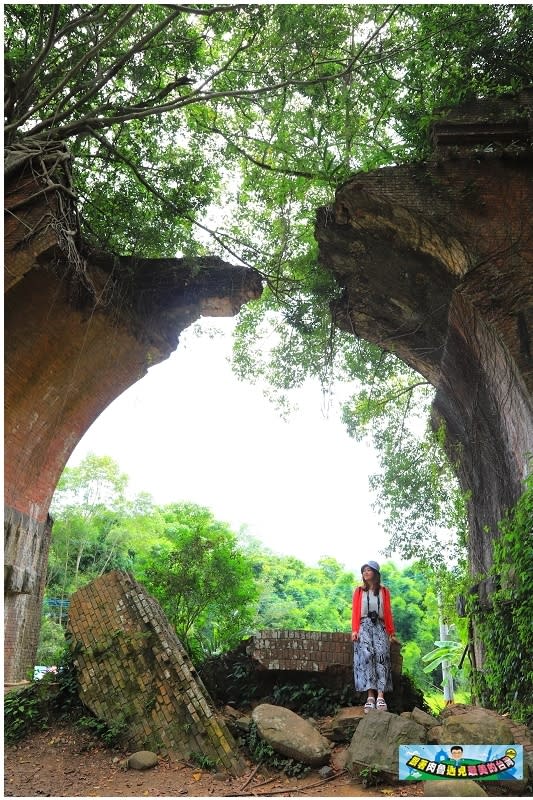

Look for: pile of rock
[222,702,532,796]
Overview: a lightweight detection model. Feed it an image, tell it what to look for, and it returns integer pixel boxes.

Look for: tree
[5,5,529,268]
[47,454,164,606]
[4,4,400,263]
[141,503,259,657]
[341,371,469,567]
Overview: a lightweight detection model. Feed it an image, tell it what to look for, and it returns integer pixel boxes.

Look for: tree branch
[206,124,328,181]
[4,5,140,134]
[85,128,269,274]
[373,381,429,409]
[18,5,60,90]
[28,7,187,136]
[19,7,402,142]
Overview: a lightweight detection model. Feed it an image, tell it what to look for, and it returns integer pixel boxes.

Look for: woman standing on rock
[351,560,396,712]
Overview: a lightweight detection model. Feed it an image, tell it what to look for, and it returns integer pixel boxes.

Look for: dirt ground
[4,720,429,799]
[5,722,523,799]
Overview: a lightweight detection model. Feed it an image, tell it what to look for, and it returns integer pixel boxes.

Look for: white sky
[68,316,391,574]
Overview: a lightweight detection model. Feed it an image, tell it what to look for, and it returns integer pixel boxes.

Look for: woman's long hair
[362,569,381,596]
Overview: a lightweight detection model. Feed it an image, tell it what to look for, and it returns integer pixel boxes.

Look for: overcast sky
[68,316,391,573]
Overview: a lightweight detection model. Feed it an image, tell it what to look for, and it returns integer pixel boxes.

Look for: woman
[351,560,396,712]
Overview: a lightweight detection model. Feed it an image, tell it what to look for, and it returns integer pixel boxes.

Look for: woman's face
[362,566,377,582]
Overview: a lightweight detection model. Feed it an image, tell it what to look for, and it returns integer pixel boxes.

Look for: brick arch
[4,169,262,682]
[5,91,533,683]
[317,92,533,629]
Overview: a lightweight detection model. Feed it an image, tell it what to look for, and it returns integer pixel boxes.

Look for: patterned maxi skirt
[353,617,393,693]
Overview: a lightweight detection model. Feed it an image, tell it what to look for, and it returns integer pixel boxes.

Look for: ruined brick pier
[68,570,245,773]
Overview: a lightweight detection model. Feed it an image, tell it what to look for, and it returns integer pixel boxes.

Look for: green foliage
[36,616,68,666]
[6,4,530,270]
[359,764,384,788]
[242,722,310,778]
[270,681,355,718]
[47,454,162,605]
[189,752,218,771]
[342,375,468,568]
[470,473,533,722]
[422,640,465,676]
[141,503,259,657]
[4,650,82,744]
[243,546,355,633]
[424,689,470,717]
[4,684,47,744]
[77,714,129,748]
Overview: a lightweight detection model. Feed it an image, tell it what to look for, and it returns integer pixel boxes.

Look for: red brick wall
[250,629,403,675]
[4,186,261,683]
[318,93,533,586]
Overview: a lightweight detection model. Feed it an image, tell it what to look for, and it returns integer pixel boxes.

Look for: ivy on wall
[471,472,533,723]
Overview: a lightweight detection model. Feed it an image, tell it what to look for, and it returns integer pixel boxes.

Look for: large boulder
[251,704,331,767]
[423,779,487,796]
[127,751,159,770]
[346,711,426,779]
[428,706,515,745]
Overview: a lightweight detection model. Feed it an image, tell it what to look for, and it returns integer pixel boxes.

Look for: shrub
[471,473,533,723]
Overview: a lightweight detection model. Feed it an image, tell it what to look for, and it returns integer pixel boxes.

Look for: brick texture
[4,510,52,683]
[4,162,261,683]
[67,570,245,774]
[250,629,402,676]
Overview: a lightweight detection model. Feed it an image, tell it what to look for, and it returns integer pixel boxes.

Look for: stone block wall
[67,570,245,774]
[4,510,52,683]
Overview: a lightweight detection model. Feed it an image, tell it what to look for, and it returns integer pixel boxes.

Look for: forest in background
[39,454,468,706]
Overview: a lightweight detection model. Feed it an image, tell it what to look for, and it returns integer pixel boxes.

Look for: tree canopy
[5,4,530,269]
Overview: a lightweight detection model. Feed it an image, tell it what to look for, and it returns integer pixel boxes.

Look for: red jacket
[352,585,395,636]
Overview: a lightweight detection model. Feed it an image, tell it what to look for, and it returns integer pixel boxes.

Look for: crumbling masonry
[4,152,262,683]
[68,570,245,773]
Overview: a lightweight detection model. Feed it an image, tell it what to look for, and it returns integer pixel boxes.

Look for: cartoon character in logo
[443,746,483,767]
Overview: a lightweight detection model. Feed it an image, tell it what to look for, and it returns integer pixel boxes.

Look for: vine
[240,722,310,778]
[470,471,533,723]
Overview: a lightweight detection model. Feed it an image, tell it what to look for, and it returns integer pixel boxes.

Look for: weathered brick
[66,571,244,774]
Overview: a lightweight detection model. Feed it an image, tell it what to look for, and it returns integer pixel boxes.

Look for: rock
[429,707,514,745]
[232,715,252,733]
[511,748,533,794]
[328,707,365,742]
[332,747,349,771]
[318,765,334,778]
[346,711,426,779]
[127,751,159,770]
[213,771,227,782]
[252,704,332,767]
[223,705,243,719]
[412,707,441,728]
[423,778,487,796]
[427,726,443,744]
